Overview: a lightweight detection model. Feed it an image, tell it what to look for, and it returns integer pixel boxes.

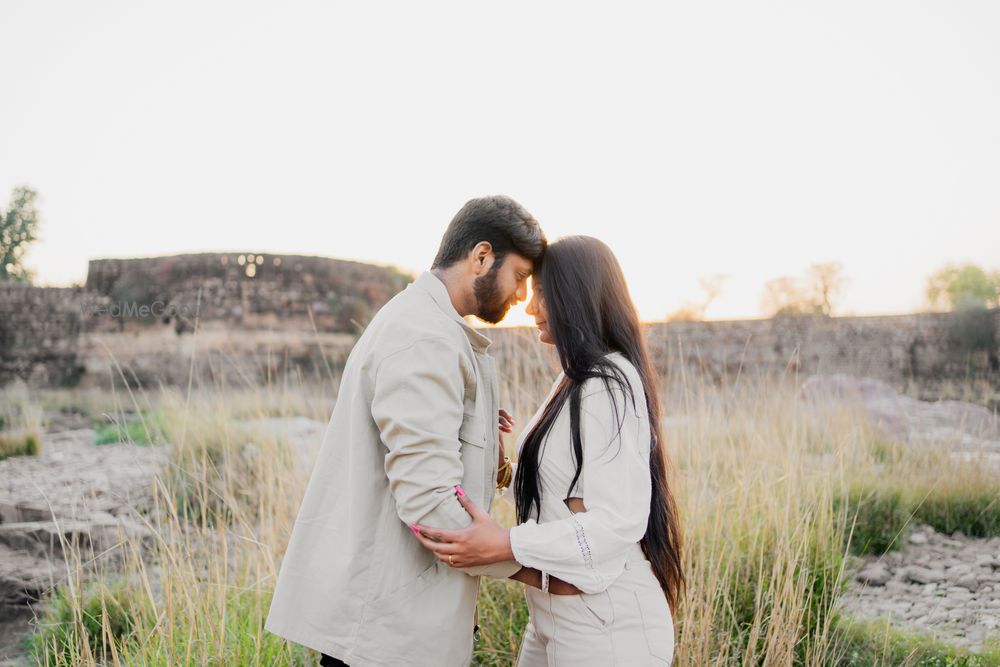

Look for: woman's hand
[411,485,515,568]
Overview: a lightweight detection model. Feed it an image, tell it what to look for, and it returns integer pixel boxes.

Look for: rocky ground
[840,524,1000,652]
[803,374,1000,653]
[800,373,1000,464]
[0,416,325,665]
[0,429,166,664]
[233,415,326,470]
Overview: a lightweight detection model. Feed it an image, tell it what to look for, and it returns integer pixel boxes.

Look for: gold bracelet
[496,456,513,490]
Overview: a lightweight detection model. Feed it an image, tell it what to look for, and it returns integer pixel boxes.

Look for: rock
[885,580,911,594]
[234,417,326,470]
[800,374,1000,460]
[856,565,892,586]
[974,554,997,568]
[927,609,950,624]
[955,574,980,592]
[906,566,945,585]
[0,543,61,604]
[909,532,928,546]
[946,586,974,599]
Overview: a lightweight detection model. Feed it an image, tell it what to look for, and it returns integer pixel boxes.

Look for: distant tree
[0,186,40,283]
[664,305,703,323]
[926,263,1000,311]
[760,261,848,318]
[805,261,847,316]
[760,276,823,317]
[666,273,729,322]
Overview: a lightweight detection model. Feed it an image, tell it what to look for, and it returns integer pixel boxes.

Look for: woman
[413,236,684,666]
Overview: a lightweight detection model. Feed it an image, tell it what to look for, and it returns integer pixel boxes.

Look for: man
[265,196,546,667]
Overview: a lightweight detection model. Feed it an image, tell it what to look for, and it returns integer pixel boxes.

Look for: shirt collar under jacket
[411,270,493,353]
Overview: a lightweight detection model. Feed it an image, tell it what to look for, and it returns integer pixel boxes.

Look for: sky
[1,1,998,326]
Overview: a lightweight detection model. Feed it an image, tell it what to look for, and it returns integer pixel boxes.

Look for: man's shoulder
[360,291,470,365]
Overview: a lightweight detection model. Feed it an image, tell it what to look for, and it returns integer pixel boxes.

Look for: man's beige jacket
[265,270,522,667]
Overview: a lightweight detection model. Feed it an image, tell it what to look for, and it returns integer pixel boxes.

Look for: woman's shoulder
[600,351,642,385]
[605,350,639,375]
[581,352,644,405]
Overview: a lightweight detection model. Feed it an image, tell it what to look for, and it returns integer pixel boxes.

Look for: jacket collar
[411,271,493,352]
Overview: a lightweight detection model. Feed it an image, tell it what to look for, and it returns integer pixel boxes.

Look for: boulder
[905,566,945,585]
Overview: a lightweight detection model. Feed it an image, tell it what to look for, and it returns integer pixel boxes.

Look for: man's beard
[473,263,511,324]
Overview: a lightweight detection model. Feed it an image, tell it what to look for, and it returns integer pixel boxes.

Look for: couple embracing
[265,196,684,666]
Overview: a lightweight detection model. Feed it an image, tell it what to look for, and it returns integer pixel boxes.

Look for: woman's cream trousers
[516,543,674,666]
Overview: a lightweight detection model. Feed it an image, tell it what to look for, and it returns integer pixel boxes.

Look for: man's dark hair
[431,196,546,271]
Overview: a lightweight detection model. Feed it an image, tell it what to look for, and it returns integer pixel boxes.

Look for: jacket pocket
[458,413,487,505]
[366,558,442,614]
[458,413,486,448]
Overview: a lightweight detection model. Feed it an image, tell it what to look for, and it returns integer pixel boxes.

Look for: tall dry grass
[20,327,1000,665]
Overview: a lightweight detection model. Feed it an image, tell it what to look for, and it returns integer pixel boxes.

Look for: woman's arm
[497,408,514,486]
[411,383,648,594]
[509,566,581,594]
[507,376,651,594]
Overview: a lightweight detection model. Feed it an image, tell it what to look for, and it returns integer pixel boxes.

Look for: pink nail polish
[455,484,466,498]
[411,525,420,536]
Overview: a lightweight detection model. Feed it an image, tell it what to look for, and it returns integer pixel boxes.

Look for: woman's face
[525,279,554,345]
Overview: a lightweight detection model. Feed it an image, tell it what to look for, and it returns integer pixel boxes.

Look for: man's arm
[371,337,524,579]
[371,337,475,531]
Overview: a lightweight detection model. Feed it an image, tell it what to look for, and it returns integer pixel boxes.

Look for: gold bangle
[496,456,513,490]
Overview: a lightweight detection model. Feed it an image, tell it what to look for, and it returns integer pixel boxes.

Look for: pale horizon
[2,1,998,327]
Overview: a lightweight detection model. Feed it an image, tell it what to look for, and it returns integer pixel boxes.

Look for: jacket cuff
[459,559,523,579]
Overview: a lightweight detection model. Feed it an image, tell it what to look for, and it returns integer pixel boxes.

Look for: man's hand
[411,485,514,568]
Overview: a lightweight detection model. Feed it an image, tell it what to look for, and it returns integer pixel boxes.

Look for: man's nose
[516,282,528,303]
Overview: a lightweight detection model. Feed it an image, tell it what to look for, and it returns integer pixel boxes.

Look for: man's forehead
[510,254,535,273]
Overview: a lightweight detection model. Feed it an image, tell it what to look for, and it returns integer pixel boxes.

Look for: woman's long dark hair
[513,236,685,612]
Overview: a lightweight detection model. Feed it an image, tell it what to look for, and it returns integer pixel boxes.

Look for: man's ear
[471,241,494,276]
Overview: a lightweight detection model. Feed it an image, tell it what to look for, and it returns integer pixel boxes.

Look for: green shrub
[836,483,912,555]
[93,411,165,445]
[911,486,1000,538]
[27,580,147,666]
[832,615,1000,666]
[0,430,40,459]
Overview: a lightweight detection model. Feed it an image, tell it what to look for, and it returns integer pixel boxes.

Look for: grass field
[11,328,1000,665]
